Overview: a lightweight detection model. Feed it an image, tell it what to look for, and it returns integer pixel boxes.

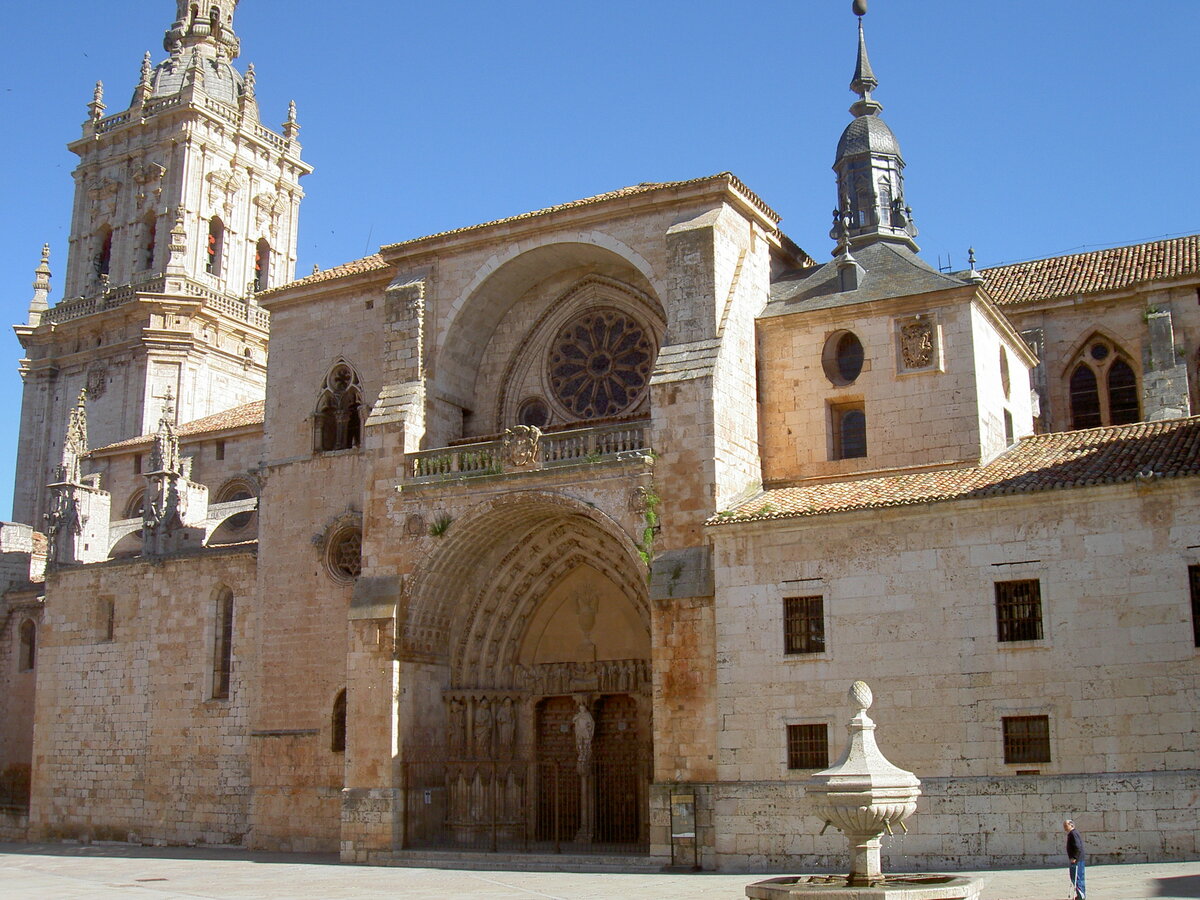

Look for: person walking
[1064,819,1086,900]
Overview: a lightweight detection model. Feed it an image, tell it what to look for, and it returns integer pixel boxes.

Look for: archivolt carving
[400,494,647,681]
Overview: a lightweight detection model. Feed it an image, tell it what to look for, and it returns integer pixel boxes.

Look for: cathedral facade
[2,2,1197,871]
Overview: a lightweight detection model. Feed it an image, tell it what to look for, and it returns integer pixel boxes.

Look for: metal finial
[968,247,977,268]
[852,0,868,16]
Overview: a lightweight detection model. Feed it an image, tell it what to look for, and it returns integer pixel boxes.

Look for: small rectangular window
[831,403,867,460]
[1190,565,1200,648]
[995,579,1043,642]
[215,440,226,461]
[1002,715,1050,764]
[134,453,143,475]
[1003,409,1014,446]
[787,723,829,769]
[784,596,825,654]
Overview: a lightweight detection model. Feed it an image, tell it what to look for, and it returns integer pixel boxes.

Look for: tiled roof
[709,417,1200,525]
[259,253,388,295]
[380,172,780,252]
[768,240,967,313]
[92,400,264,453]
[261,174,780,297]
[981,234,1200,306]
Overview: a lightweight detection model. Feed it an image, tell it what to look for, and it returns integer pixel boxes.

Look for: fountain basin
[746,873,983,900]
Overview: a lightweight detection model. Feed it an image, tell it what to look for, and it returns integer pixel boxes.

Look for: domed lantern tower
[831,1,919,254]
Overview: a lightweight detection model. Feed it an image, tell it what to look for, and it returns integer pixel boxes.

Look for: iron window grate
[1002,715,1050,764]
[784,596,825,654]
[995,579,1043,642]
[787,723,829,769]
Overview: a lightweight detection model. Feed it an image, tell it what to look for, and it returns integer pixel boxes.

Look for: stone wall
[758,287,1036,485]
[1005,282,1200,431]
[708,477,1200,868]
[28,549,256,846]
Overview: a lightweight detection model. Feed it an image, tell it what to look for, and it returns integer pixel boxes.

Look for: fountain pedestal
[746,681,984,900]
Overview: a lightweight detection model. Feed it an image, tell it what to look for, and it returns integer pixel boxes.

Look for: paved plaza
[1,843,1197,899]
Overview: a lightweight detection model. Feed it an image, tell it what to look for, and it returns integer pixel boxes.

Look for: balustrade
[406,420,650,483]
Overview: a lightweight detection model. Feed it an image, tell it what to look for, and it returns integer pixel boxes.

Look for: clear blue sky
[1,1,1197,519]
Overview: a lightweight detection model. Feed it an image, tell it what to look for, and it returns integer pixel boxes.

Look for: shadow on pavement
[1155,874,1200,898]
[0,841,341,867]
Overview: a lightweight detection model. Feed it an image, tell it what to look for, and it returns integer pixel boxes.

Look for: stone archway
[399,493,652,853]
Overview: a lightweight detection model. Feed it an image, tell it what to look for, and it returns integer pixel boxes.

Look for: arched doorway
[398,495,652,854]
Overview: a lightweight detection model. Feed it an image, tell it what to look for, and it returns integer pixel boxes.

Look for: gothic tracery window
[1068,338,1140,429]
[313,363,364,452]
[546,308,653,420]
[326,526,363,583]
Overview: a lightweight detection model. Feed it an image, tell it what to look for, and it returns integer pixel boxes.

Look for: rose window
[547,309,653,419]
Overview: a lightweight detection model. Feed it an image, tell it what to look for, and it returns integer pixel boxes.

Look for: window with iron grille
[1190,565,1200,648]
[787,723,829,769]
[1002,715,1050,764]
[995,579,1043,642]
[784,596,825,654]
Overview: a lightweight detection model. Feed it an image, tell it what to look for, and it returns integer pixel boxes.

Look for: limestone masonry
[1,1,1196,872]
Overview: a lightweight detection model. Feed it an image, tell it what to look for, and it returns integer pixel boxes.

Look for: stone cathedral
[1,2,1197,871]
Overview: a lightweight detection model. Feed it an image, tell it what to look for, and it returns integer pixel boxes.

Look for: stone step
[373,848,671,873]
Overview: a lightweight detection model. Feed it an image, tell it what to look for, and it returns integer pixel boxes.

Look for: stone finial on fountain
[805,681,921,888]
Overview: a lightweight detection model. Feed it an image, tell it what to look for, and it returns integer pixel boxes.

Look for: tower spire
[830,1,919,254]
[849,17,882,118]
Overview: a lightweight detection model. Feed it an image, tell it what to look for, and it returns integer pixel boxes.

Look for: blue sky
[1,1,1197,518]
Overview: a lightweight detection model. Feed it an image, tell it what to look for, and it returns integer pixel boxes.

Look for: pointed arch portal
[399,492,652,853]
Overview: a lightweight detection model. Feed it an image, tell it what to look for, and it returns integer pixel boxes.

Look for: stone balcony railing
[45,276,269,330]
[404,420,651,484]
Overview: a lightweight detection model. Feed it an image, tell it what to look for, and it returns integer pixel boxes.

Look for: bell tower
[12,1,312,527]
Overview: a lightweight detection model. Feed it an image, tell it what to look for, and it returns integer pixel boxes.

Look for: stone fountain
[746,682,983,900]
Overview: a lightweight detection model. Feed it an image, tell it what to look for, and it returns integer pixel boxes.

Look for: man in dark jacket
[1064,819,1086,899]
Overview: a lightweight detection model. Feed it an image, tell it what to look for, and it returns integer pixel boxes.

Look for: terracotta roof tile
[982,234,1200,306]
[259,253,388,295]
[380,172,780,251]
[709,417,1200,525]
[92,400,264,453]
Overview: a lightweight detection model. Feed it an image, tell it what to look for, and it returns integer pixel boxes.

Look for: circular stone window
[547,308,653,419]
[326,526,363,583]
[518,397,550,428]
[822,330,865,386]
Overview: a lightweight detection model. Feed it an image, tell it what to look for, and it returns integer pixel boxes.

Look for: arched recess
[400,491,653,850]
[491,274,663,433]
[402,491,649,684]
[433,238,664,441]
[208,477,258,545]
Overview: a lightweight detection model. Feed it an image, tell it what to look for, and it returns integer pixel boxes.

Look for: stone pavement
[0,843,1197,899]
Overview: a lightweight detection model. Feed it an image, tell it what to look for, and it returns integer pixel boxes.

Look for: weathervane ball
[852,0,868,16]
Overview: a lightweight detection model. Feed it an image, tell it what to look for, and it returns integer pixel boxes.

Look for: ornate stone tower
[12,1,311,526]
[830,7,919,254]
